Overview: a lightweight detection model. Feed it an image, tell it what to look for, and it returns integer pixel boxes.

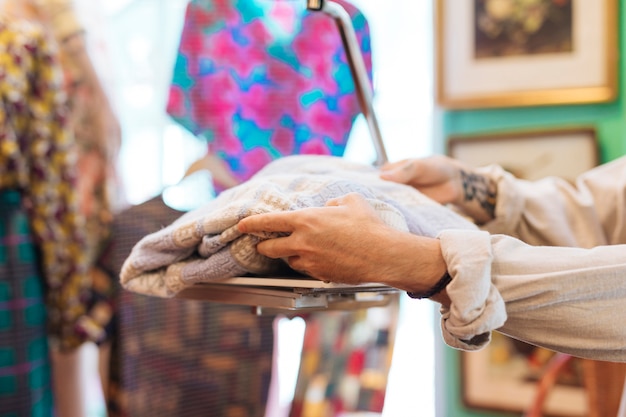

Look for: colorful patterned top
[31,0,123,344]
[167,0,372,193]
[0,17,95,350]
[34,0,122,228]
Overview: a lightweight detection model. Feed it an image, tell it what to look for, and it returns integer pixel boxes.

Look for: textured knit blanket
[120,155,476,297]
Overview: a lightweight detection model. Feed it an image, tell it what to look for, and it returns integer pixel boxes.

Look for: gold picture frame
[448,126,599,416]
[435,0,618,109]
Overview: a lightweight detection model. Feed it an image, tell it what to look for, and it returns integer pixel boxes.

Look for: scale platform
[176,276,399,313]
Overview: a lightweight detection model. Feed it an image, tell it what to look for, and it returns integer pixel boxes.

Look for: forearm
[377,234,452,305]
[439,230,626,362]
[455,168,497,225]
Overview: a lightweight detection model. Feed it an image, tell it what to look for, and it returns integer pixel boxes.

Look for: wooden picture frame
[435,0,618,109]
[448,127,599,416]
[460,334,589,417]
[447,127,598,183]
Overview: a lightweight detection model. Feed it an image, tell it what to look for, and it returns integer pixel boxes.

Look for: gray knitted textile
[120,155,476,297]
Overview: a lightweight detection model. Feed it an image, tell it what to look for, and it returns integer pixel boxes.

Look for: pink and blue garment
[166,0,372,193]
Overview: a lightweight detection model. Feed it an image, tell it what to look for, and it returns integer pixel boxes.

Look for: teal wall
[439,1,625,416]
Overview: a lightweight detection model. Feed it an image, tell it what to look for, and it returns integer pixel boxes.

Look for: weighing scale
[175,0,399,313]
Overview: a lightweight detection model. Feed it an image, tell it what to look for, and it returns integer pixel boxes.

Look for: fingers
[256,236,298,259]
[237,212,301,259]
[380,159,411,171]
[238,211,296,234]
[379,159,417,184]
[325,192,368,207]
[284,255,314,278]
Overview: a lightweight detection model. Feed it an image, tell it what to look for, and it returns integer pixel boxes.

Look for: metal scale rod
[307,0,388,166]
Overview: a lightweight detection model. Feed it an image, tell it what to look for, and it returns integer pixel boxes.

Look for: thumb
[325,192,368,208]
[380,160,416,184]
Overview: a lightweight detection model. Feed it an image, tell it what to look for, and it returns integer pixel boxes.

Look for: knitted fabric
[120,155,476,297]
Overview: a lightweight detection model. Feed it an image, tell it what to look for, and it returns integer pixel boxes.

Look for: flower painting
[474,0,573,58]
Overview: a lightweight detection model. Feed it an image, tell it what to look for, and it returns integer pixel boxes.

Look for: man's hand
[238,193,448,300]
[380,155,497,224]
[380,155,465,205]
[238,193,389,284]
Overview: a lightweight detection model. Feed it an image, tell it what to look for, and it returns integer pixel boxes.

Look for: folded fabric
[120,155,477,297]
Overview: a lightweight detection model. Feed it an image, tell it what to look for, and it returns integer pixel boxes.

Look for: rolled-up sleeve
[438,230,626,362]
[437,230,506,351]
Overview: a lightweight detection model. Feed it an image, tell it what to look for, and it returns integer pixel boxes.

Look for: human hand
[380,155,497,224]
[379,155,465,205]
[237,193,448,296]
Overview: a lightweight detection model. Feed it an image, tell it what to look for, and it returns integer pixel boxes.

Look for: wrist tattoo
[460,169,497,219]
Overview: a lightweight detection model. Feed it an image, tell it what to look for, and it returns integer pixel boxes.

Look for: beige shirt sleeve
[437,156,626,362]
[479,156,626,248]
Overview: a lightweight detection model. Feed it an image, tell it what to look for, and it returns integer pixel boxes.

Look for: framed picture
[447,127,598,183]
[448,127,599,416]
[435,0,618,109]
[461,333,589,416]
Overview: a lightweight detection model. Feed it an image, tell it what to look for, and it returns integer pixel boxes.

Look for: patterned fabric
[0,190,54,417]
[98,196,274,417]
[0,16,99,351]
[56,32,118,265]
[166,0,372,193]
[21,0,123,344]
[4,0,83,41]
[120,155,476,298]
[290,304,399,417]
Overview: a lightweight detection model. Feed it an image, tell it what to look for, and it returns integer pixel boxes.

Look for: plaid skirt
[0,190,54,417]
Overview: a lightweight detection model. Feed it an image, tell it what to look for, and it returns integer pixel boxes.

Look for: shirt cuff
[437,229,507,351]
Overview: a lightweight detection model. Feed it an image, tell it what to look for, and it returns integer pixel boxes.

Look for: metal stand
[174,0,396,312]
[177,282,398,315]
[307,0,388,166]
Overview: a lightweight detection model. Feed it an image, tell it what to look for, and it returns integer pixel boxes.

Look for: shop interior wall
[435,1,625,416]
